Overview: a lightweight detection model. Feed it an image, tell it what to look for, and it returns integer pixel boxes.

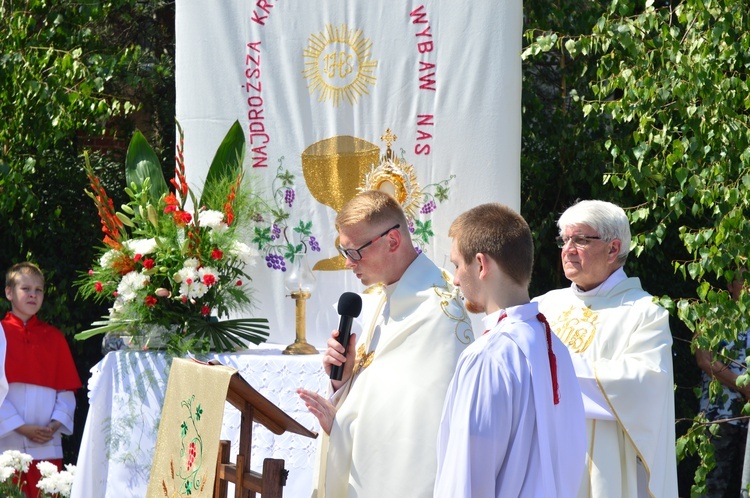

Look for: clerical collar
[573,267,627,297]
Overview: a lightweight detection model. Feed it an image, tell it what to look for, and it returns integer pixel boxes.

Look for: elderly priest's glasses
[337,224,400,261]
[555,234,602,249]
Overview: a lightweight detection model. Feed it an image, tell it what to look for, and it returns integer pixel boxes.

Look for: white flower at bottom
[0,465,15,483]
[0,449,32,472]
[54,466,75,496]
[36,460,58,478]
[36,461,75,496]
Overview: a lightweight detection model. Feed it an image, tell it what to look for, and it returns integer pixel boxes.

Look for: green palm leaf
[199,120,245,207]
[185,317,270,351]
[125,130,169,203]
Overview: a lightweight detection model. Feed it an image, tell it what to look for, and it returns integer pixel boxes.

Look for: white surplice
[535,269,678,498]
[434,302,586,498]
[314,253,474,498]
[0,384,76,460]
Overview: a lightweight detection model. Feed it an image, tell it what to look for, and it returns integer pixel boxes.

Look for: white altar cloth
[71,344,328,497]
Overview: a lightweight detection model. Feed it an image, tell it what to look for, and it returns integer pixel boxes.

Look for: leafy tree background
[0,0,175,462]
[525,0,750,494]
[0,0,736,493]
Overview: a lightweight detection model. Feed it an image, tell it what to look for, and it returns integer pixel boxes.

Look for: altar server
[434,203,585,497]
[0,262,82,497]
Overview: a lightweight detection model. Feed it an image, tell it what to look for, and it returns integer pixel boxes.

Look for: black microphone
[329,292,363,381]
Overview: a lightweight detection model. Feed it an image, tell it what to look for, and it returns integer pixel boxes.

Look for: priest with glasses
[534,200,678,498]
[298,190,473,498]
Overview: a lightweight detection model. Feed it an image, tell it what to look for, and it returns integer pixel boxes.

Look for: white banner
[176,0,521,346]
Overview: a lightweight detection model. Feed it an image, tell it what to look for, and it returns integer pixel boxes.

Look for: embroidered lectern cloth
[146,358,236,497]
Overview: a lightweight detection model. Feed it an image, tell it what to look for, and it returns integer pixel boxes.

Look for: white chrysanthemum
[177,265,209,298]
[0,466,15,483]
[177,266,199,285]
[37,474,61,495]
[99,249,119,269]
[36,460,58,478]
[229,241,258,267]
[198,209,225,229]
[179,280,209,300]
[122,237,157,256]
[183,257,200,269]
[116,271,149,303]
[0,450,32,472]
[58,469,75,496]
[36,462,75,496]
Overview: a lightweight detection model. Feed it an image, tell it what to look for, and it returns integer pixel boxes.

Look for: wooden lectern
[209,360,318,498]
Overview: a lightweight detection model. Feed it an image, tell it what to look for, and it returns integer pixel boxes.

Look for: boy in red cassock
[0,262,82,497]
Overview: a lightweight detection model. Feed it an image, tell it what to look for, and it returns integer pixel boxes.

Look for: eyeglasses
[555,234,602,249]
[337,224,400,261]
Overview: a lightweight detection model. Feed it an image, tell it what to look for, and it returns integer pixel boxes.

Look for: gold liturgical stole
[146,358,236,497]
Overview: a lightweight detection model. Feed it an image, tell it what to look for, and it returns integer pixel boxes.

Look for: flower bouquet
[75,121,269,354]
[0,450,75,498]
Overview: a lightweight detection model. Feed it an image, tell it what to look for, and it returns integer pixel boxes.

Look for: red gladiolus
[211,248,223,260]
[164,193,178,205]
[164,193,179,214]
[145,295,158,307]
[173,210,192,226]
[85,164,124,248]
[95,282,103,293]
[143,258,155,270]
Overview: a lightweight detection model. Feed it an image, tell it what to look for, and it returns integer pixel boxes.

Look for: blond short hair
[335,190,408,233]
[5,262,45,289]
